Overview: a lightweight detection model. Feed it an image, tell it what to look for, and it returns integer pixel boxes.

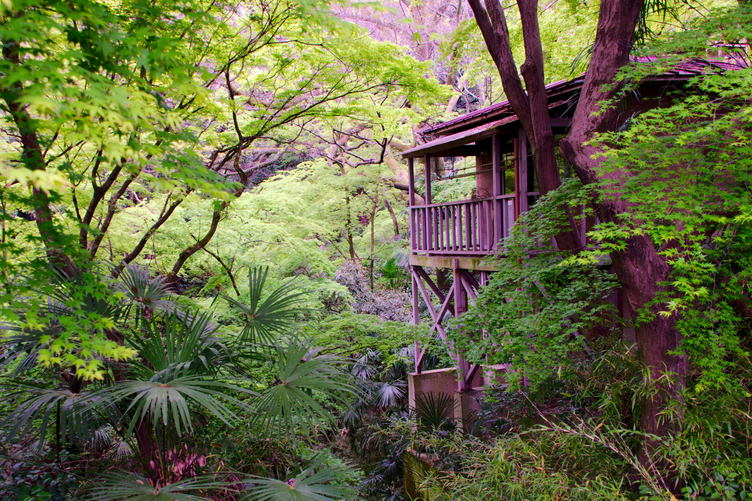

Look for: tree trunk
[382,191,401,237]
[1,36,77,275]
[557,0,685,478]
[469,0,685,480]
[466,0,583,251]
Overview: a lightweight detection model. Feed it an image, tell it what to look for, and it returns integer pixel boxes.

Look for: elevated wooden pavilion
[402,76,584,397]
[401,59,744,414]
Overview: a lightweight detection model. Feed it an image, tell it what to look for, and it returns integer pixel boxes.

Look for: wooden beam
[409,254,499,272]
[460,274,477,306]
[412,270,421,373]
[463,363,481,388]
[436,288,454,321]
[415,273,438,324]
[462,270,480,290]
[413,266,446,303]
[414,267,449,340]
[430,147,484,157]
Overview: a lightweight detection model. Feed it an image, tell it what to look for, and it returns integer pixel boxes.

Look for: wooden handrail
[413,194,516,210]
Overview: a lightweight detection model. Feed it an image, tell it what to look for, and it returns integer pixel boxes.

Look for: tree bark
[558,0,685,473]
[166,204,225,283]
[466,0,583,251]
[1,36,77,275]
[469,0,684,479]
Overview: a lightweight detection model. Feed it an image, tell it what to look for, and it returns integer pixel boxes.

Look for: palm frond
[88,425,118,451]
[414,391,457,431]
[0,332,45,376]
[255,341,355,440]
[375,381,405,408]
[86,471,223,501]
[115,262,174,317]
[129,310,228,379]
[241,456,357,501]
[0,383,102,450]
[98,376,256,437]
[351,349,380,381]
[220,267,309,345]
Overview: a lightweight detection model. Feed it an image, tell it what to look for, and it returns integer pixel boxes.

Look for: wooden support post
[480,271,489,287]
[518,128,528,215]
[424,155,432,252]
[408,157,415,206]
[424,154,432,205]
[408,157,416,252]
[492,135,503,250]
[412,268,422,373]
[453,259,470,391]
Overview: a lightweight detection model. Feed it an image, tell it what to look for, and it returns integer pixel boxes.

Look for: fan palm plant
[1,263,360,500]
[219,267,309,345]
[0,383,103,452]
[255,341,355,441]
[414,391,457,431]
[114,263,174,326]
[241,456,357,501]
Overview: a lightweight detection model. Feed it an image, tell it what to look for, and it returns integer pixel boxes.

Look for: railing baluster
[465,203,472,251]
[445,207,451,252]
[485,201,493,251]
[470,202,477,251]
[458,204,464,251]
[432,207,437,251]
[451,206,457,250]
[438,207,444,251]
[480,201,486,251]
[479,201,484,251]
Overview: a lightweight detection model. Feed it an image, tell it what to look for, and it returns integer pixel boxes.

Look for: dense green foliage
[1,0,751,499]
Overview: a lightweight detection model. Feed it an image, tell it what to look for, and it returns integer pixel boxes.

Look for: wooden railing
[410,195,517,256]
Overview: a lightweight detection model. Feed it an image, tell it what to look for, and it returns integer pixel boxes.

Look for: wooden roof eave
[401,120,515,159]
[402,115,572,159]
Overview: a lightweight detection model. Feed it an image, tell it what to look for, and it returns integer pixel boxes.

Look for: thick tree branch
[89,171,144,259]
[466,0,533,135]
[112,194,185,277]
[167,204,225,282]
